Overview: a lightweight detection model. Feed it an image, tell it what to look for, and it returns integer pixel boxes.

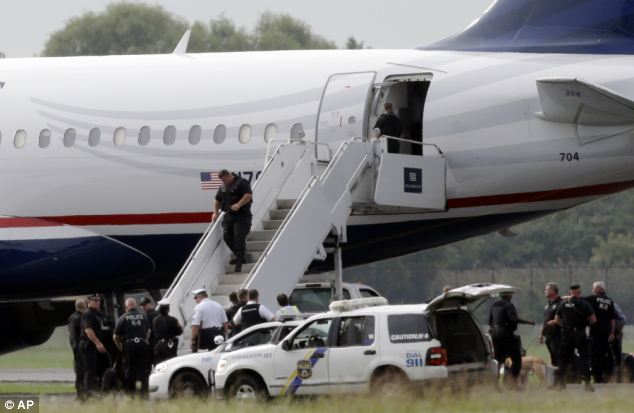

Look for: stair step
[218,272,250,285]
[224,262,256,273]
[211,295,230,306]
[246,240,270,252]
[269,209,291,220]
[262,219,284,230]
[276,199,296,209]
[247,230,277,241]
[246,251,262,262]
[216,283,245,295]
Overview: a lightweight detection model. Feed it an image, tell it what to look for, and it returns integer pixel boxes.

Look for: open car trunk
[427,309,488,370]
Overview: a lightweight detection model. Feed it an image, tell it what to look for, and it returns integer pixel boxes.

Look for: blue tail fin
[424,0,634,54]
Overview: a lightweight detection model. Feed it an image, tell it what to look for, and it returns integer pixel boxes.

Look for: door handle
[364,350,376,355]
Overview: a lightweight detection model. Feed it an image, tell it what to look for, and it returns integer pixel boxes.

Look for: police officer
[68,298,87,398]
[233,289,275,330]
[554,284,596,391]
[212,169,253,273]
[190,288,228,352]
[153,299,183,364]
[113,297,150,398]
[373,102,403,153]
[79,294,107,397]
[139,297,158,365]
[539,282,563,385]
[227,289,248,337]
[585,281,616,383]
[488,291,535,388]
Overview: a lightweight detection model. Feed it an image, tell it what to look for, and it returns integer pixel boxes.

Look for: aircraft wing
[536,78,634,145]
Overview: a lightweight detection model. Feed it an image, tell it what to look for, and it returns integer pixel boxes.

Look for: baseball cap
[570,284,581,290]
[87,293,100,301]
[139,297,152,306]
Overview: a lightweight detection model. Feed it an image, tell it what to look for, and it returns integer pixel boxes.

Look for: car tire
[370,367,409,396]
[228,374,268,402]
[169,371,207,398]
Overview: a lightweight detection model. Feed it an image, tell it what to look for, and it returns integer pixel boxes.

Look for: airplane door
[316,72,376,143]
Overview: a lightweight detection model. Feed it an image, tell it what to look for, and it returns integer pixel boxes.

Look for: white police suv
[149,320,302,399]
[213,284,515,400]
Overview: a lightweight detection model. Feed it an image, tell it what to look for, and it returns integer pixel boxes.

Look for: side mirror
[214,335,225,346]
[281,340,291,351]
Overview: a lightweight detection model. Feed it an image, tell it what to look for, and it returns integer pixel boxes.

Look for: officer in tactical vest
[113,297,150,398]
[554,284,597,391]
[79,294,107,397]
[233,289,275,330]
[489,290,535,388]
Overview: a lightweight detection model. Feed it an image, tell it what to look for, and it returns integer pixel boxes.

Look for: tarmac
[0,368,73,383]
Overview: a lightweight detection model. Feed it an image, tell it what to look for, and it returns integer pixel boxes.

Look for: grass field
[0,383,74,394]
[32,387,634,413]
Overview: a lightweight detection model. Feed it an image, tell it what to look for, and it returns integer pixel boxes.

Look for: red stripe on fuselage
[1,180,633,229]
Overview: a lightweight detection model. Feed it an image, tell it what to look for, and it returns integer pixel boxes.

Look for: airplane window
[39,129,51,149]
[164,125,176,145]
[214,125,226,144]
[264,123,277,143]
[113,127,126,146]
[239,124,252,144]
[138,126,151,146]
[63,129,76,148]
[188,125,202,145]
[88,128,101,147]
[14,129,26,149]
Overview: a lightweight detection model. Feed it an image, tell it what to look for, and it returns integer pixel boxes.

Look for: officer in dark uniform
[554,284,596,391]
[68,298,87,398]
[488,291,535,388]
[113,297,150,398]
[585,281,616,383]
[212,169,253,273]
[539,282,563,385]
[79,294,107,397]
[152,299,183,364]
[139,297,158,365]
[373,102,403,153]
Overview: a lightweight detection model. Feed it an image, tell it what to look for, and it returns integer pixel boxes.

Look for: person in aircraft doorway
[212,169,253,273]
[373,102,403,154]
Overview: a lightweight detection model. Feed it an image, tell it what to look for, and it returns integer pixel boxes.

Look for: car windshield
[290,287,350,312]
[225,327,276,352]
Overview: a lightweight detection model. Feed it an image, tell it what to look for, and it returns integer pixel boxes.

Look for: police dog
[504,356,547,387]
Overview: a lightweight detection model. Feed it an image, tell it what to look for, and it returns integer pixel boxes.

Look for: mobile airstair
[160,136,447,341]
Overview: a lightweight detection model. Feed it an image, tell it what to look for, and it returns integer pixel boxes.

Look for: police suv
[213,284,513,400]
[149,320,302,398]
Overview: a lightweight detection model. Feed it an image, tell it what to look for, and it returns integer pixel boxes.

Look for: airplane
[3,0,634,354]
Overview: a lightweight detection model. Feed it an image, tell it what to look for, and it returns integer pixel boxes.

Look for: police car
[149,320,302,399]
[213,284,515,400]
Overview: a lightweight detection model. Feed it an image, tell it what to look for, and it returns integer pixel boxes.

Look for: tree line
[41,3,364,57]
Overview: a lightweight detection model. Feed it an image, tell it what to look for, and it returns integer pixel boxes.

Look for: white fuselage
[2,49,634,295]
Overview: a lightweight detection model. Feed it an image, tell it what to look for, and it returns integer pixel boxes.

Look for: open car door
[424,283,518,315]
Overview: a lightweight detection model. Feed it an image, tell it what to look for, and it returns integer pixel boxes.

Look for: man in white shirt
[190,288,228,352]
[233,289,275,330]
[275,293,302,321]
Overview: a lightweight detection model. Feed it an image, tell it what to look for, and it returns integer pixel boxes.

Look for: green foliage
[345,36,365,49]
[255,12,336,50]
[41,6,352,56]
[42,3,188,56]
[189,17,253,53]
[591,233,634,267]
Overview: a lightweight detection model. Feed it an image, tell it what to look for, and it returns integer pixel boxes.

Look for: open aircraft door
[316,72,376,144]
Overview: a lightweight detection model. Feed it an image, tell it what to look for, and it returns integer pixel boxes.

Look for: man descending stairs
[212,169,253,273]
